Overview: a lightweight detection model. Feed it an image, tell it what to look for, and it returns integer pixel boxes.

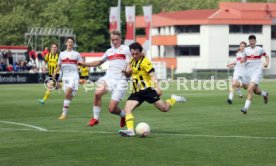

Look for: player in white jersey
[78,30,131,127]
[53,37,83,120]
[241,35,269,114]
[227,41,247,104]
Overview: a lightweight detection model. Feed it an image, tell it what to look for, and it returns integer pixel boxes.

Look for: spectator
[0,59,6,71]
[7,50,13,66]
[29,49,36,61]
[37,51,44,72]
[20,60,27,71]
[2,50,8,65]
[6,64,13,71]
[42,47,49,57]
[24,47,31,63]
[14,61,20,72]
[26,59,35,70]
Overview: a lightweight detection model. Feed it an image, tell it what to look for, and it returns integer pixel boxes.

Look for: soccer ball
[135,122,150,137]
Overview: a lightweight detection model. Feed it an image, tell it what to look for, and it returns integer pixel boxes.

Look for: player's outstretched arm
[77,60,104,67]
[227,61,236,68]
[263,56,269,68]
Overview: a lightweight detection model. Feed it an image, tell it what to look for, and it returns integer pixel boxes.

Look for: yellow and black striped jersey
[130,56,155,93]
[44,52,59,75]
[79,66,89,77]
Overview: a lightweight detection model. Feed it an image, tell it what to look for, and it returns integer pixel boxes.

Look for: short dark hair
[66,37,74,42]
[129,42,143,52]
[248,35,256,40]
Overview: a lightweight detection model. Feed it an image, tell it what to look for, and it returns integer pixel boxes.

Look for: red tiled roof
[136,10,216,27]
[136,2,276,27]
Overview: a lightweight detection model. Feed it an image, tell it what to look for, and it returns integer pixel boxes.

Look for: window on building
[136,28,145,36]
[175,45,200,56]
[175,25,200,33]
[271,25,276,39]
[158,27,161,35]
[271,51,276,57]
[229,25,262,33]
[229,45,239,57]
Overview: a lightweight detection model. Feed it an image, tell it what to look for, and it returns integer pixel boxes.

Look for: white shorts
[62,77,79,95]
[244,67,263,85]
[98,76,128,101]
[233,70,246,84]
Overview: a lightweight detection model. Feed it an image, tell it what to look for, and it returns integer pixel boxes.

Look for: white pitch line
[0,127,275,140]
[0,120,47,131]
[48,130,276,140]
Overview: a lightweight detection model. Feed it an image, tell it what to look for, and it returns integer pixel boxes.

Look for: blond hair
[110,30,121,38]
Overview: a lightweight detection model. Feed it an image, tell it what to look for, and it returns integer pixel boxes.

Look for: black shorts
[128,88,160,105]
[49,74,60,81]
[80,76,89,80]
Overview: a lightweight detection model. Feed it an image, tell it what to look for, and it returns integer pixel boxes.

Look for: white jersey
[100,45,131,80]
[234,51,246,71]
[58,50,83,79]
[244,46,267,69]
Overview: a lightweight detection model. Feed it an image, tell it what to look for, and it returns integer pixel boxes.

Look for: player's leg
[87,81,108,126]
[59,87,73,120]
[153,94,186,112]
[251,74,269,104]
[108,100,126,127]
[227,79,239,104]
[237,81,243,98]
[241,81,256,114]
[146,88,185,112]
[38,75,59,104]
[253,86,269,104]
[108,80,128,127]
[39,89,51,104]
[119,100,139,137]
[59,78,77,120]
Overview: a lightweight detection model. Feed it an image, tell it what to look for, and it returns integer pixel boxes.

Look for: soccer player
[241,35,269,114]
[78,30,130,127]
[79,57,90,84]
[38,43,60,104]
[53,37,83,120]
[226,41,247,104]
[118,42,186,137]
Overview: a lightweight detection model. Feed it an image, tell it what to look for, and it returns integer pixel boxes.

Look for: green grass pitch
[0,81,276,166]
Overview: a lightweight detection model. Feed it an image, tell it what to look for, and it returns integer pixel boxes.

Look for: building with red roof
[136,2,276,74]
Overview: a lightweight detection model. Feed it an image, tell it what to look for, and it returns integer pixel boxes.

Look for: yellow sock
[166,98,176,107]
[43,90,51,101]
[126,114,135,130]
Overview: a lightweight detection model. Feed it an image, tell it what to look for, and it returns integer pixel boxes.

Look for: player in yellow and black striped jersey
[79,57,89,84]
[38,43,60,104]
[119,42,186,137]
[44,49,59,79]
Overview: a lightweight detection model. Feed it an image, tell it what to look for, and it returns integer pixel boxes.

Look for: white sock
[237,88,242,96]
[261,91,267,97]
[228,92,234,100]
[93,105,101,120]
[119,109,126,117]
[62,99,71,116]
[244,99,251,110]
